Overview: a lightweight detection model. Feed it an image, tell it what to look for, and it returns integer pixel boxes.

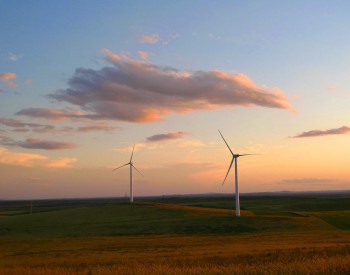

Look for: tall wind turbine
[219,130,255,217]
[113,144,142,203]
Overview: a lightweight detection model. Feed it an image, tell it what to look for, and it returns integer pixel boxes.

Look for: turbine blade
[222,158,234,185]
[218,129,234,155]
[239,153,260,156]
[113,163,129,171]
[130,144,135,162]
[131,164,143,177]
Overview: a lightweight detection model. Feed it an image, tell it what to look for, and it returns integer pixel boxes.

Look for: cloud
[15,108,87,121]
[0,72,17,88]
[0,147,77,168]
[208,33,221,40]
[137,51,149,60]
[1,116,119,134]
[2,137,77,150]
[77,123,120,132]
[101,48,121,62]
[0,117,59,134]
[7,52,23,62]
[32,50,292,123]
[45,158,77,168]
[281,178,338,184]
[292,126,350,138]
[25,79,33,86]
[0,117,49,129]
[146,131,188,142]
[18,138,76,150]
[138,33,179,45]
[327,85,338,93]
[138,33,160,44]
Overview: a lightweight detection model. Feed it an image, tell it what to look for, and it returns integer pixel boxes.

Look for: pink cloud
[101,48,121,62]
[0,72,17,88]
[292,126,350,138]
[24,50,292,123]
[147,131,188,142]
[137,51,149,60]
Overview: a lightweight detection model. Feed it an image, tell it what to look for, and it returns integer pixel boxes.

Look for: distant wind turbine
[219,130,256,217]
[113,144,143,203]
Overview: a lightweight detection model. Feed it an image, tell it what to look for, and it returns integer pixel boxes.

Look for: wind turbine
[113,144,142,203]
[219,130,255,217]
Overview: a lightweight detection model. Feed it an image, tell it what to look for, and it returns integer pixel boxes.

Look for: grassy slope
[1,195,350,240]
[1,194,350,274]
[0,202,326,239]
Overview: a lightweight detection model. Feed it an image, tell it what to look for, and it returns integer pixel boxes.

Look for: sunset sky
[1,1,350,199]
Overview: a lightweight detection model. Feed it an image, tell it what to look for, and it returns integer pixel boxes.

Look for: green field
[0,193,350,274]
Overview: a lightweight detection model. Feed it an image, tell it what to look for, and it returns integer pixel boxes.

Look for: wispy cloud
[15,108,88,121]
[292,126,350,138]
[208,33,221,40]
[45,158,77,168]
[326,85,338,93]
[77,123,120,132]
[0,72,17,88]
[138,33,160,44]
[146,131,188,142]
[0,117,41,128]
[7,52,23,62]
[1,116,119,134]
[138,33,179,45]
[25,79,33,86]
[24,49,292,123]
[137,51,149,60]
[0,147,77,168]
[281,178,338,184]
[101,48,121,62]
[1,137,77,150]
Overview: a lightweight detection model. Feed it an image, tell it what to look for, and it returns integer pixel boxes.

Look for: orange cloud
[46,158,77,168]
[0,147,77,168]
[0,72,17,88]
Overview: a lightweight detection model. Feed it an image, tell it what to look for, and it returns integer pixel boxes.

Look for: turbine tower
[113,144,142,203]
[219,130,254,217]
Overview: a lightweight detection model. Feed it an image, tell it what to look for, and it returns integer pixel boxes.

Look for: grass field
[0,193,350,274]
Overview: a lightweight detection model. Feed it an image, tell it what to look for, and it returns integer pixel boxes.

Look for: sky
[1,0,350,199]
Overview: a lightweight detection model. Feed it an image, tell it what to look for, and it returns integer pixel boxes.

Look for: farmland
[0,192,350,274]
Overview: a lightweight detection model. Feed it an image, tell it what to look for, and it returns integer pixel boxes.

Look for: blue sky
[1,1,350,199]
